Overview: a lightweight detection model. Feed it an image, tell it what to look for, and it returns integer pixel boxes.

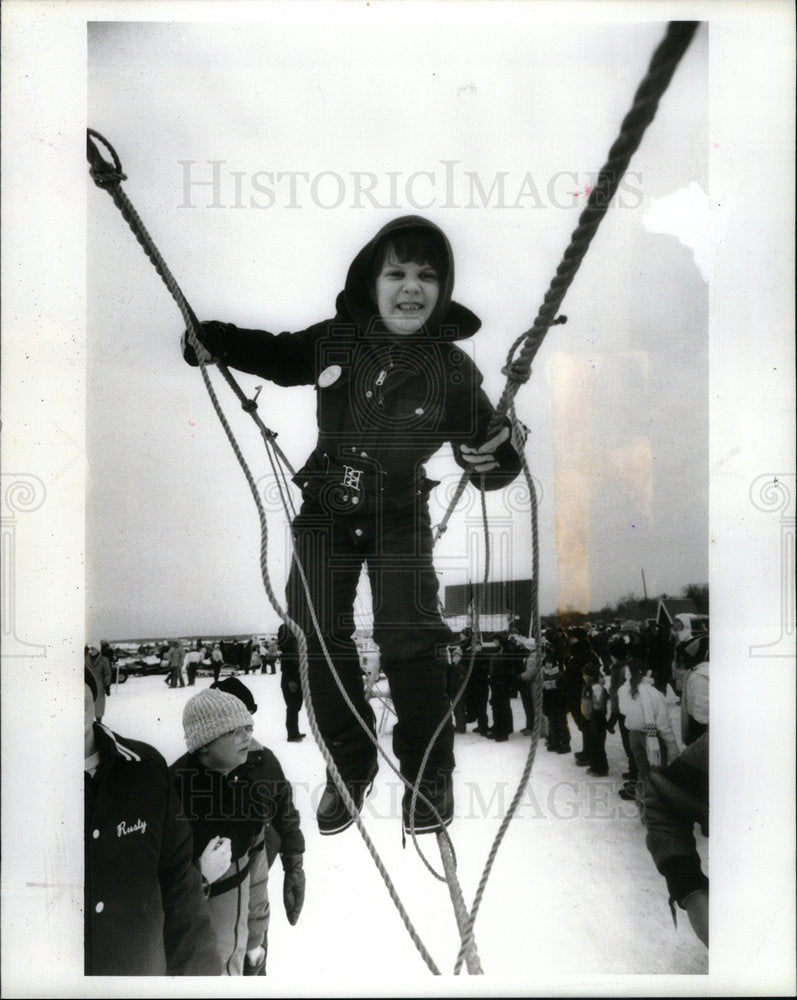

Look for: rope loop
[87,129,127,188]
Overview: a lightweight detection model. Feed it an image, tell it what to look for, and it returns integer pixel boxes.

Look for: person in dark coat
[171,689,304,976]
[277,624,306,743]
[86,643,112,722]
[579,661,609,776]
[540,640,570,752]
[564,629,601,764]
[84,670,220,976]
[464,633,491,735]
[181,216,525,836]
[487,634,515,742]
[210,677,306,975]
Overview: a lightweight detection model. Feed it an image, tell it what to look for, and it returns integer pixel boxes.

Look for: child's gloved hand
[181,320,231,366]
[459,426,511,473]
[282,854,306,925]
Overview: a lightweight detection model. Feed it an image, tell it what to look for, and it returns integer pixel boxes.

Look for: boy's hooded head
[341,216,479,341]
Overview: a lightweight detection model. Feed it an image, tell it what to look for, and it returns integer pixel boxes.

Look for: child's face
[374,249,440,337]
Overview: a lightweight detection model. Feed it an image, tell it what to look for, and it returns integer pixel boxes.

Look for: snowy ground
[99,669,708,992]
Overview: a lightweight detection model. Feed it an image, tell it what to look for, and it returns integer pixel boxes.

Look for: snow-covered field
[100,669,707,990]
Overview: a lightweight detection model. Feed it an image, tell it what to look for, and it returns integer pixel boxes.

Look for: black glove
[282,854,306,926]
[181,320,232,367]
[104,685,111,696]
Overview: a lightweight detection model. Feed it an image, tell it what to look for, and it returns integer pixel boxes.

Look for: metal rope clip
[241,385,262,414]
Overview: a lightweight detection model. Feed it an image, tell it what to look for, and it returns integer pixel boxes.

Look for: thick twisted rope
[432,20,698,546]
[454,415,543,974]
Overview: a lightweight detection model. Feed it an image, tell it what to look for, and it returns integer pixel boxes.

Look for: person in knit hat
[210,677,306,975]
[170,689,290,975]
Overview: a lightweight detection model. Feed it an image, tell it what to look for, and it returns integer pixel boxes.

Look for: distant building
[444,580,533,635]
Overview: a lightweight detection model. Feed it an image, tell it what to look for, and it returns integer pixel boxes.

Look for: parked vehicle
[114,654,170,683]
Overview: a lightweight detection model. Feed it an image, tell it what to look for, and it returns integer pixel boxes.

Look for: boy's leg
[369,508,455,833]
[286,507,377,834]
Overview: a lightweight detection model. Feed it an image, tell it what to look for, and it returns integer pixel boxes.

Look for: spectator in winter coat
[464,634,492,735]
[541,640,570,753]
[579,662,609,776]
[84,670,220,976]
[171,689,291,975]
[487,634,516,742]
[181,216,525,837]
[167,638,186,689]
[508,633,536,735]
[678,634,709,745]
[184,647,203,687]
[564,630,601,764]
[618,658,681,804]
[210,677,306,975]
[211,643,224,683]
[606,631,643,799]
[86,643,113,722]
[646,622,674,695]
[643,734,709,946]
[277,624,307,743]
[262,637,279,675]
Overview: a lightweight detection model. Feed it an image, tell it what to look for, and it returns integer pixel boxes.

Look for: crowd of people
[447,620,709,800]
[84,614,709,974]
[444,617,710,943]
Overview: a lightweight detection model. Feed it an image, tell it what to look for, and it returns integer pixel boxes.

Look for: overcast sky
[85,13,711,640]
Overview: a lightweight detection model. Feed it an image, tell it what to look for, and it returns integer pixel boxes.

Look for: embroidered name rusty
[117,818,147,838]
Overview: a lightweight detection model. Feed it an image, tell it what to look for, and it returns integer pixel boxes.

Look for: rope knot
[500,362,532,386]
[89,166,127,189]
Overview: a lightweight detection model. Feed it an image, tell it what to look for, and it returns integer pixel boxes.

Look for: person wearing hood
[181,216,526,837]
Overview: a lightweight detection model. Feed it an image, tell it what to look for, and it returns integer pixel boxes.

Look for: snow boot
[317,714,378,836]
[402,771,454,836]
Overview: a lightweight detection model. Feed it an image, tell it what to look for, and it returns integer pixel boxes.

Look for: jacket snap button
[95,901,104,913]
[92,829,100,839]
[351,497,359,504]
[354,528,363,537]
[360,451,368,458]
[415,408,424,415]
[366,390,373,398]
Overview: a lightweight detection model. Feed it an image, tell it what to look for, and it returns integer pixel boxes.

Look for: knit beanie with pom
[182,688,253,753]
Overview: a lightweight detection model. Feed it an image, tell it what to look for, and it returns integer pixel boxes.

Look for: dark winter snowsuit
[85,723,220,976]
[184,216,523,798]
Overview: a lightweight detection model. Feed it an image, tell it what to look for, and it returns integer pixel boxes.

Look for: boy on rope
[182,216,526,836]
